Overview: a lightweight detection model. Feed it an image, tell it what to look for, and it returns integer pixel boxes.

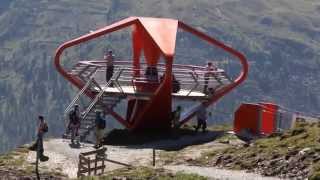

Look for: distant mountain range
[0,0,319,153]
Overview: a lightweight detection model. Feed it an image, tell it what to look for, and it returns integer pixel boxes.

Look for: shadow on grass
[102,127,225,151]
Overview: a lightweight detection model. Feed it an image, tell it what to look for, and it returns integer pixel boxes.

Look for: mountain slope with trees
[0,0,319,153]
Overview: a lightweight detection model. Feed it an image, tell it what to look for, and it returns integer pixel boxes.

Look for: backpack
[98,117,106,129]
[172,79,180,93]
[69,110,79,124]
[43,122,48,133]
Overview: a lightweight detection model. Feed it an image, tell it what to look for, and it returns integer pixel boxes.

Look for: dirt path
[26,132,281,179]
[27,139,154,178]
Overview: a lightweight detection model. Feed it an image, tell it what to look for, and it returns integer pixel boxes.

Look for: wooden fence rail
[77,148,107,177]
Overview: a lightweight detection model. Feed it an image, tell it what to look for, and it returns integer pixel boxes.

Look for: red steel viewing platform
[54,17,248,140]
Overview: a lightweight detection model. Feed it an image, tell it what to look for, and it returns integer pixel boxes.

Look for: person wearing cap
[203,61,217,94]
[68,104,81,144]
[104,50,115,87]
[94,110,106,149]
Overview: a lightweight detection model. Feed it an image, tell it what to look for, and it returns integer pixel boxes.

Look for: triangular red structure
[138,17,178,58]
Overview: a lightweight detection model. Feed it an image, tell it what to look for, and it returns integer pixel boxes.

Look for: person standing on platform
[203,61,217,94]
[104,49,115,87]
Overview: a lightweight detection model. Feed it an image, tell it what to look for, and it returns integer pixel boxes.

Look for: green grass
[81,167,207,180]
[207,123,233,132]
[0,146,67,178]
[254,122,320,155]
[196,121,320,178]
[0,147,29,168]
[159,151,180,165]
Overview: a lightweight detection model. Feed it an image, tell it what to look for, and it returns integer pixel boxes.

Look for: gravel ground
[26,132,282,179]
[27,139,153,178]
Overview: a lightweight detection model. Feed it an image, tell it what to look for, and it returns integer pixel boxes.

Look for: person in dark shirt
[68,104,81,144]
[105,50,115,87]
[29,115,49,162]
[94,110,106,149]
[172,106,182,129]
[195,105,208,133]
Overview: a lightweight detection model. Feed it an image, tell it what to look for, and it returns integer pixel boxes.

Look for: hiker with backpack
[94,110,106,149]
[29,115,49,162]
[68,104,81,144]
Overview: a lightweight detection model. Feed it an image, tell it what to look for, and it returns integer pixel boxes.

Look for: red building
[234,102,282,136]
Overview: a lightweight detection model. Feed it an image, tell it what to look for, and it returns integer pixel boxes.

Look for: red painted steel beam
[54,17,139,128]
[122,17,178,130]
[178,21,249,124]
[54,16,248,130]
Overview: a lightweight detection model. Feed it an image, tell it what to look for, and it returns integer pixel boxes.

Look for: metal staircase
[78,93,122,141]
[62,60,237,132]
[63,68,123,141]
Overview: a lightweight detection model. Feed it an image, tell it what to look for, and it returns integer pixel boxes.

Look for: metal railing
[80,68,123,125]
[64,77,95,115]
[63,77,99,129]
[70,60,233,98]
[63,64,100,126]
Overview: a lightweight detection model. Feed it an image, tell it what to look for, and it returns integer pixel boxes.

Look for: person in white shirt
[203,61,217,94]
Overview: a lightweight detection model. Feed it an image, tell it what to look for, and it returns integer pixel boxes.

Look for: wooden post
[102,155,105,174]
[94,154,98,175]
[88,157,91,175]
[77,155,82,178]
[152,149,155,167]
[78,148,108,177]
[103,148,106,174]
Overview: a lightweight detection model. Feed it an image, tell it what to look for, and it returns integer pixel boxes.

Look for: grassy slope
[195,121,320,179]
[0,145,66,178]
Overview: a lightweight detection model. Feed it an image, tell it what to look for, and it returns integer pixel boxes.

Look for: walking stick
[35,137,40,180]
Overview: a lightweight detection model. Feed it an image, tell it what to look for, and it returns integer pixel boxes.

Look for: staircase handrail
[180,103,202,121]
[64,75,96,116]
[81,69,122,123]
